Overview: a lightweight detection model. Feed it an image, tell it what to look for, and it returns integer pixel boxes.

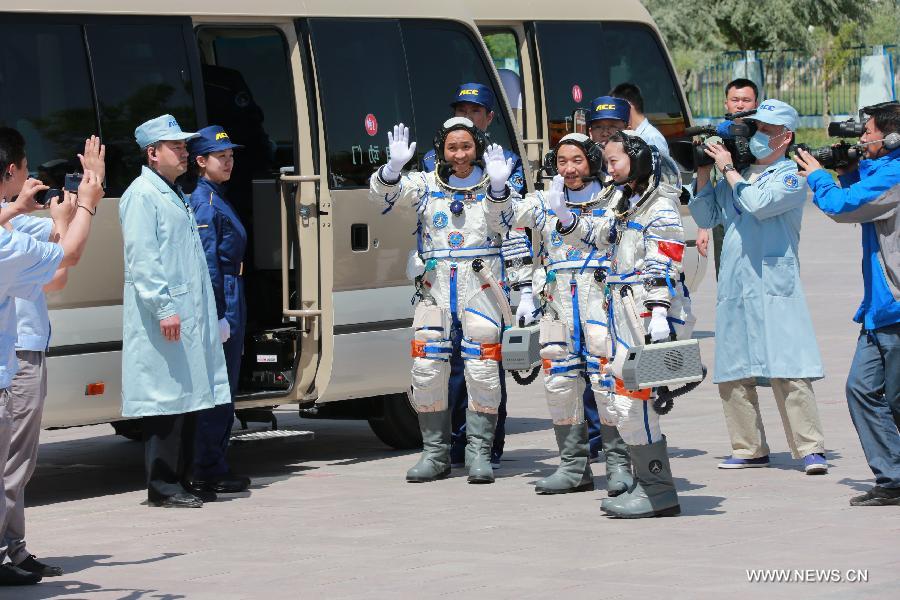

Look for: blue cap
[134,114,198,149]
[747,99,799,131]
[188,125,243,156]
[589,96,630,123]
[450,83,495,112]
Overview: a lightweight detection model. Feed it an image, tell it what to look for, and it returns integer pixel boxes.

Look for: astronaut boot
[406,410,451,483]
[535,422,595,494]
[465,410,498,484]
[601,436,680,518]
[600,424,634,497]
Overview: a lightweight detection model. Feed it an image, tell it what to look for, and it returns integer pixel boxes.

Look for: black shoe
[183,480,218,502]
[850,486,900,506]
[148,492,203,508]
[0,563,42,585]
[208,473,251,494]
[15,555,63,577]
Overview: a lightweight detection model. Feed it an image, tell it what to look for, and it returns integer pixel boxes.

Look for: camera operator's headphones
[542,133,604,177]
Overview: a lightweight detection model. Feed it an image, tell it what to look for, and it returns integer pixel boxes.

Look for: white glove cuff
[381,164,401,183]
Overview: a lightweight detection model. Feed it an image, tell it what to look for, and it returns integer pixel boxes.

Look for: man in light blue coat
[689,99,827,475]
[120,115,230,508]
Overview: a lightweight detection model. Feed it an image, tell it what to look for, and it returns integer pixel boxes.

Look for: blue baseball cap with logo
[188,125,244,156]
[589,96,630,123]
[134,114,198,149]
[451,83,495,112]
[746,99,799,131]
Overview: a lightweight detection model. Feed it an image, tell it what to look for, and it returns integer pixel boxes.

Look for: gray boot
[466,410,497,484]
[601,424,634,496]
[535,422,595,494]
[601,436,680,518]
[406,410,451,483]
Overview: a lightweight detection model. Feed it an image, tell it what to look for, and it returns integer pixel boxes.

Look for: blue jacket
[807,147,900,330]
[188,177,247,333]
[689,158,823,383]
[422,147,526,194]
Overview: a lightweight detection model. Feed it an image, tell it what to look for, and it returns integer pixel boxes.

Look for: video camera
[670,109,758,172]
[789,140,862,170]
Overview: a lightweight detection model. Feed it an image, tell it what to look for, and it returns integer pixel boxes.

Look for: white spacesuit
[369,119,517,485]
[487,133,640,495]
[559,132,693,518]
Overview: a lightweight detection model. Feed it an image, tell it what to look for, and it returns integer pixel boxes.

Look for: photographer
[690,99,828,475]
[795,102,900,506]
[0,128,104,586]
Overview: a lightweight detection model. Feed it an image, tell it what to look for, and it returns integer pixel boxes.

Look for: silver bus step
[230,428,314,444]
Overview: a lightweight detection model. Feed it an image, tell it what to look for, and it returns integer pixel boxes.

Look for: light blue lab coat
[689,158,824,384]
[118,166,230,417]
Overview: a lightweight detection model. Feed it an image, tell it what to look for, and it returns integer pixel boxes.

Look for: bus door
[480,24,545,181]
[193,23,330,404]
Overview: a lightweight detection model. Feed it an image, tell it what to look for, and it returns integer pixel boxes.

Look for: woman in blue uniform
[186,125,250,497]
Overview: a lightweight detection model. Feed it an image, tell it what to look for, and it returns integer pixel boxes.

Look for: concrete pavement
[7,205,899,599]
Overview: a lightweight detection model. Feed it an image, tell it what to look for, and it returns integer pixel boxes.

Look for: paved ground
[9,205,900,599]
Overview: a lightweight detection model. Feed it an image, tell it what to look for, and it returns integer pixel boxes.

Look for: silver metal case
[501,324,541,371]
[621,339,704,390]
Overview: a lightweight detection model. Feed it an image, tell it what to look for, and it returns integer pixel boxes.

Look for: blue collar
[198,176,227,197]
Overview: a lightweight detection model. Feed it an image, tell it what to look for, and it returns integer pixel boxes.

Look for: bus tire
[111,419,143,442]
[367,391,422,450]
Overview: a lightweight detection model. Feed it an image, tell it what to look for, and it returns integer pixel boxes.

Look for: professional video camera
[670,109,758,172]
[789,140,863,170]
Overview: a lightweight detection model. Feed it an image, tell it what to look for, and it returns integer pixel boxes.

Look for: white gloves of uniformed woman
[218,318,231,344]
[546,175,573,227]
[485,144,514,196]
[648,306,670,342]
[382,123,416,182]
[515,286,538,326]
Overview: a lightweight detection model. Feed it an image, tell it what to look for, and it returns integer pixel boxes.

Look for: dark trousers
[193,333,242,478]
[583,381,603,456]
[143,412,196,500]
[845,324,900,488]
[448,324,507,463]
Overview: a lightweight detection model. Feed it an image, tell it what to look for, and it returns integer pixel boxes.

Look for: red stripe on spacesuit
[658,241,684,262]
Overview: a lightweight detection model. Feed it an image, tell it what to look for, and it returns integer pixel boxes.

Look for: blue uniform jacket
[422,148,526,194]
[188,177,248,333]
[807,147,900,330]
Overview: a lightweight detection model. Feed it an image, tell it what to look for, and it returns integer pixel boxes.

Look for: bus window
[309,19,414,189]
[534,21,686,145]
[402,21,517,158]
[481,30,523,128]
[0,24,97,188]
[86,23,199,195]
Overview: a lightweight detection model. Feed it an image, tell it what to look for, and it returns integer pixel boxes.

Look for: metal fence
[689,46,899,120]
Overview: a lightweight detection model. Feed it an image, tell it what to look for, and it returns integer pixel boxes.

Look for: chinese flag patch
[658,241,684,262]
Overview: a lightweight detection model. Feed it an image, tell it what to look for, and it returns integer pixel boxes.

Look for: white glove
[515,286,538,326]
[218,318,231,344]
[484,143,514,195]
[597,391,617,426]
[546,175,572,227]
[382,123,416,181]
[648,306,670,342]
[609,394,633,426]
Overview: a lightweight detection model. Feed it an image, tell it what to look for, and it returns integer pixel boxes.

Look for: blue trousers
[448,325,506,464]
[193,330,243,478]
[846,324,900,489]
[583,380,603,456]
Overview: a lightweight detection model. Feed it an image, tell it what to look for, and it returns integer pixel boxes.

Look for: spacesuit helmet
[606,130,657,185]
[542,133,604,178]
[432,116,488,160]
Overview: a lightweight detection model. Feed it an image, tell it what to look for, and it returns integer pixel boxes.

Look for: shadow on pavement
[12,581,186,600]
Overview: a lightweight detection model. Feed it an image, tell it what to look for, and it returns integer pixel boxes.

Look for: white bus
[0,1,704,448]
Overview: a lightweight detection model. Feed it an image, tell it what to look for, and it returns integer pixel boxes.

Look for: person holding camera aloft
[689,99,827,475]
[795,101,900,506]
[0,128,104,586]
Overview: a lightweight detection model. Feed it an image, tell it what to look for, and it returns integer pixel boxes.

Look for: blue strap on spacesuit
[429,191,486,201]
[449,264,460,329]
[419,247,502,260]
[571,279,583,356]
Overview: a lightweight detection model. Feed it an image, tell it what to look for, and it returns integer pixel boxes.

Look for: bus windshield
[534,21,687,144]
